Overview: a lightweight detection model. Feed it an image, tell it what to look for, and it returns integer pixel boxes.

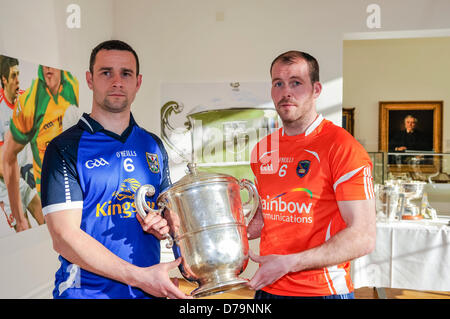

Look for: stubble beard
[277,100,316,133]
[277,101,304,126]
[102,96,129,113]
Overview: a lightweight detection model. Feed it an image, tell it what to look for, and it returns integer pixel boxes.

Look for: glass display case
[369,152,450,219]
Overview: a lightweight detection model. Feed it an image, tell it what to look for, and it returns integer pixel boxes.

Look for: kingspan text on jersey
[96,200,155,218]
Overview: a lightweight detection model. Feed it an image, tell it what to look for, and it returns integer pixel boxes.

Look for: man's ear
[313,81,322,99]
[86,71,93,90]
[136,74,142,91]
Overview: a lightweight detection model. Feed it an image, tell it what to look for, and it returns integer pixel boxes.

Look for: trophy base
[191,278,249,298]
[402,214,424,220]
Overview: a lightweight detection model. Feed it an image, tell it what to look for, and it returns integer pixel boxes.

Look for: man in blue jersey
[41,40,190,299]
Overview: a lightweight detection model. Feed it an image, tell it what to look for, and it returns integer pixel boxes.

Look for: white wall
[0,225,58,298]
[1,0,450,298]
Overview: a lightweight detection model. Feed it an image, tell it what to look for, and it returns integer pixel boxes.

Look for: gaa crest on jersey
[146,152,160,173]
[296,160,310,178]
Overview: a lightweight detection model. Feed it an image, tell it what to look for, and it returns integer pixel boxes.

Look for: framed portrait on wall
[378,101,443,172]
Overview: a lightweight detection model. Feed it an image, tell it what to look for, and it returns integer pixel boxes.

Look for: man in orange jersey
[246,51,376,299]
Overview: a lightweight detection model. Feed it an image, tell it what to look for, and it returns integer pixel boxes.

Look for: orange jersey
[250,115,374,296]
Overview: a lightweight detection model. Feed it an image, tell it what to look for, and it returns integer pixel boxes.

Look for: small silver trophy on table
[399,181,426,220]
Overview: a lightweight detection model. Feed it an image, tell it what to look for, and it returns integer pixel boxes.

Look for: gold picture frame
[379,101,443,173]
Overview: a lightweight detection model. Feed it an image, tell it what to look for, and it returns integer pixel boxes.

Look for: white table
[352,217,450,294]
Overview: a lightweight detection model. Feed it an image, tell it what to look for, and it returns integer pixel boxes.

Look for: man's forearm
[287,224,376,274]
[3,131,29,230]
[3,152,28,227]
[46,209,190,299]
[288,199,377,273]
[246,221,376,292]
[49,218,143,287]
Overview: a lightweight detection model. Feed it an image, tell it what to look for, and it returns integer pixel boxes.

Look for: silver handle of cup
[238,179,259,226]
[135,184,174,248]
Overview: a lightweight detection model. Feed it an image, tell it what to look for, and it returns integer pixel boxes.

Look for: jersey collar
[280,114,324,138]
[78,112,137,143]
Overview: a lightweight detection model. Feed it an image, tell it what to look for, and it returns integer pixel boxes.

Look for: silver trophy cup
[134,163,259,298]
[399,181,426,219]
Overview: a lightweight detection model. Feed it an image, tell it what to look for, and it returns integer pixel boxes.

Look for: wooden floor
[354,287,450,299]
[177,279,450,299]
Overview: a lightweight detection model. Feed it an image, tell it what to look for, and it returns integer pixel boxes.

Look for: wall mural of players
[0,54,80,237]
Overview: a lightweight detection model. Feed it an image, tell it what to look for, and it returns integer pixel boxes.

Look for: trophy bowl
[400,181,426,219]
[135,163,259,298]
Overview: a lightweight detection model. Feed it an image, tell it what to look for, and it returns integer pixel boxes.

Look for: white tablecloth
[352,217,450,292]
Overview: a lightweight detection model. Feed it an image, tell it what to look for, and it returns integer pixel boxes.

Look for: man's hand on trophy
[135,257,193,299]
[136,211,170,240]
[246,250,293,291]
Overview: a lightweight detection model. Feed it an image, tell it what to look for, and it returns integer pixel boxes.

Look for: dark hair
[270,50,320,84]
[0,55,19,88]
[89,40,140,75]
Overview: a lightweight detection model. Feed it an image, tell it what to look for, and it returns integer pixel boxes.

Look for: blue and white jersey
[41,113,171,299]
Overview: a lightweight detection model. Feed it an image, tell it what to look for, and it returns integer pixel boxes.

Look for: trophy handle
[135,184,174,248]
[161,100,192,162]
[239,179,259,226]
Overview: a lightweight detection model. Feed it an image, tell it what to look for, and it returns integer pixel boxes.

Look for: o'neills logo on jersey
[96,178,155,218]
[261,189,314,224]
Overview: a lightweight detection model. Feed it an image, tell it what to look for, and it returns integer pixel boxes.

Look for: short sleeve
[330,131,375,201]
[40,129,84,215]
